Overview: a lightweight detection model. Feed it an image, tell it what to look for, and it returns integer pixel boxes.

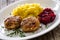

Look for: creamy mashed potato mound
[11,4,43,19]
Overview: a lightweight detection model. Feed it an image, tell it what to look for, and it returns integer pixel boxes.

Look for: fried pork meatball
[21,16,40,32]
[4,16,22,30]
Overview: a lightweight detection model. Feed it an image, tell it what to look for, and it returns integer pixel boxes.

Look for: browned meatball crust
[4,16,22,30]
[21,16,40,32]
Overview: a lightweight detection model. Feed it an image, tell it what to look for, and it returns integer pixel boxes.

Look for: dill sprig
[1,26,4,28]
[0,26,25,37]
[10,13,11,15]
[7,29,25,37]
[45,25,48,28]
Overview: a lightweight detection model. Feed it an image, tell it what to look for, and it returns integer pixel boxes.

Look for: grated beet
[38,8,56,25]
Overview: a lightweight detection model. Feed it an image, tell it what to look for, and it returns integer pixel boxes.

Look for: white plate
[0,0,60,40]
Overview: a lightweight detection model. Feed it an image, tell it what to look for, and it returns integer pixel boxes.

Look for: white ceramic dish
[0,0,60,40]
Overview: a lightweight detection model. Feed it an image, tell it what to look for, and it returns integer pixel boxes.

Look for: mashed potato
[11,4,43,19]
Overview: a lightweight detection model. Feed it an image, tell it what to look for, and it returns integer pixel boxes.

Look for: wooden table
[0,0,60,40]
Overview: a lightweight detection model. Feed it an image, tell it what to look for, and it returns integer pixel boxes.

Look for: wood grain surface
[0,0,60,40]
